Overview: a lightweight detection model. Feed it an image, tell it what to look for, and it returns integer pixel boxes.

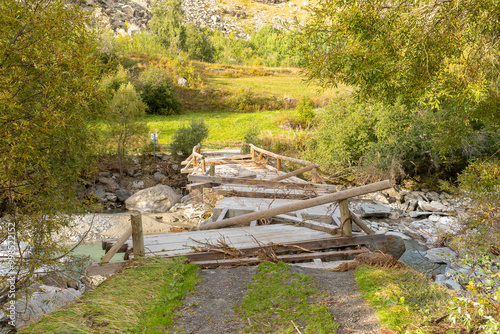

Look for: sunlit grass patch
[235,262,338,333]
[21,257,199,333]
[355,266,454,333]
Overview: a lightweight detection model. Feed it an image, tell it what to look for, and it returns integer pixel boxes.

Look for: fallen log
[198,180,393,230]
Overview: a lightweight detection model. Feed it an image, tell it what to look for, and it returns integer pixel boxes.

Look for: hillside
[82,0,314,37]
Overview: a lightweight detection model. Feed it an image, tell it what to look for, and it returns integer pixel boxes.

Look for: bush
[240,127,263,154]
[296,96,315,127]
[139,66,181,115]
[185,24,214,62]
[169,119,209,157]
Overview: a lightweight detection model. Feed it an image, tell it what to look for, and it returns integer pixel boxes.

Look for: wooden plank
[213,188,314,200]
[339,200,352,237]
[188,175,336,191]
[131,214,145,257]
[249,144,314,166]
[350,210,375,235]
[216,208,228,221]
[100,227,132,264]
[187,182,216,190]
[199,180,393,230]
[275,214,339,233]
[270,164,319,182]
[162,233,386,262]
[192,248,369,267]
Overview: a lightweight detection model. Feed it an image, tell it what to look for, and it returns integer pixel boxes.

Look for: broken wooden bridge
[101,144,392,268]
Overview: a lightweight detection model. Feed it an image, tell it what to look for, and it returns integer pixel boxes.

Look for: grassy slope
[21,258,198,334]
[147,109,296,149]
[355,266,454,333]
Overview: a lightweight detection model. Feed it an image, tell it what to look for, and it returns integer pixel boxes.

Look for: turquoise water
[70,242,125,262]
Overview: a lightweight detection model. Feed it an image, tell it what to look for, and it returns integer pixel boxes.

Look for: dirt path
[171,266,380,334]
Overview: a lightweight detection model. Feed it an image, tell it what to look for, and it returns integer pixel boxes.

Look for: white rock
[121,5,134,16]
[15,285,82,327]
[359,203,391,218]
[132,180,144,189]
[419,200,447,212]
[125,185,181,213]
[425,247,457,264]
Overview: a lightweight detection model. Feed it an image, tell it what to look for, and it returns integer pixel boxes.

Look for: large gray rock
[359,203,391,218]
[425,247,457,264]
[367,234,406,260]
[125,185,181,213]
[419,200,447,212]
[115,189,131,202]
[15,285,82,327]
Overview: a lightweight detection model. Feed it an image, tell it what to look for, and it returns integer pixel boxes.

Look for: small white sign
[150,133,158,144]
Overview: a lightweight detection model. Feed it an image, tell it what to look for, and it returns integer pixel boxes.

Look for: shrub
[296,96,315,126]
[185,24,214,62]
[139,66,181,115]
[240,127,263,154]
[169,119,209,157]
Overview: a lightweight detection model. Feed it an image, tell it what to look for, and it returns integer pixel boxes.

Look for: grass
[207,73,339,100]
[147,109,299,149]
[234,262,338,333]
[355,266,454,333]
[21,257,199,333]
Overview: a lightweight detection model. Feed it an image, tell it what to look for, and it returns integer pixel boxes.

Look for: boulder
[372,192,390,204]
[115,189,131,202]
[15,285,82,327]
[425,247,457,264]
[125,185,181,213]
[359,203,391,218]
[419,200,447,212]
[177,77,189,87]
[367,234,406,260]
[98,177,119,191]
[153,172,166,183]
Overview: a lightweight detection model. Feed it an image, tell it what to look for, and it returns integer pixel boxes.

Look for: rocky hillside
[82,0,314,37]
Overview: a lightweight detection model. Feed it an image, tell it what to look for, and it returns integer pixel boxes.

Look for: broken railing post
[201,157,206,173]
[131,214,145,257]
[209,164,215,176]
[312,167,318,183]
[339,200,352,237]
[251,147,256,160]
[100,227,132,264]
[198,180,393,230]
[277,158,282,171]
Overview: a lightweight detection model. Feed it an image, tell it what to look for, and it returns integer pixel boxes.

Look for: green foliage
[22,258,199,333]
[355,266,453,333]
[241,127,263,154]
[235,262,338,333]
[168,119,209,157]
[139,66,181,115]
[211,25,299,67]
[0,0,105,303]
[149,0,186,51]
[107,83,148,160]
[296,96,315,127]
[185,24,215,62]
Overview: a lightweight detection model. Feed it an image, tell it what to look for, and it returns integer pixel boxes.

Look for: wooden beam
[186,182,216,190]
[270,164,319,182]
[277,158,282,172]
[198,180,393,230]
[216,207,229,221]
[213,188,314,200]
[131,214,145,257]
[100,227,132,264]
[192,248,369,267]
[249,144,315,166]
[275,214,339,233]
[188,175,336,191]
[339,200,352,237]
[350,210,374,235]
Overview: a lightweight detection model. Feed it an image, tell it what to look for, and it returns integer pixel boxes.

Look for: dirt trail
[171,266,380,334]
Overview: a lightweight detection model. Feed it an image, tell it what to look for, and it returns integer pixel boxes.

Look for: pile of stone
[349,187,472,291]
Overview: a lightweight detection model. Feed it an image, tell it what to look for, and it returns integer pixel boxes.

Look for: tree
[0,0,105,310]
[297,0,500,175]
[107,83,148,177]
[149,0,186,51]
[139,65,181,115]
[185,24,215,62]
